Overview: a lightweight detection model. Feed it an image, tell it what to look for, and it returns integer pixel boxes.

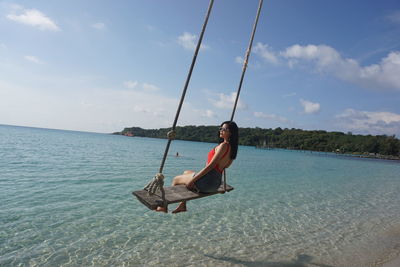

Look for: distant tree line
[113,126,400,157]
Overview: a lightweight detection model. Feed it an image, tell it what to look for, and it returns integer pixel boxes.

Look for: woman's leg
[172,201,187,214]
[170,171,195,213]
[156,171,194,213]
[172,171,195,186]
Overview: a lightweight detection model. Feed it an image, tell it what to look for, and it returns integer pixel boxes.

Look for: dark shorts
[194,169,222,193]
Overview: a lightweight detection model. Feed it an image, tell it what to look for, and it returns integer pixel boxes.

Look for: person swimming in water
[156,121,239,213]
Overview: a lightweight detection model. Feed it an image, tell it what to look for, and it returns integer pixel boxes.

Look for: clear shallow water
[1,125,400,266]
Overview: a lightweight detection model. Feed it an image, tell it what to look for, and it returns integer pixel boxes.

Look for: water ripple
[1,125,400,266]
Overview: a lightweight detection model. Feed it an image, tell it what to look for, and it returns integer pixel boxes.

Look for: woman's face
[219,123,231,140]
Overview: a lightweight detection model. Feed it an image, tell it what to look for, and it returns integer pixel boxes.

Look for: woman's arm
[187,143,229,188]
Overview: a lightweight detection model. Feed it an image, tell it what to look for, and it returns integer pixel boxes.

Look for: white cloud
[386,10,400,24]
[0,76,233,132]
[204,109,216,118]
[178,32,195,50]
[133,105,165,118]
[142,83,160,92]
[7,8,60,31]
[209,92,247,110]
[235,55,261,68]
[123,81,138,89]
[336,109,400,136]
[177,32,209,51]
[123,81,159,91]
[235,56,244,64]
[254,111,288,123]
[186,107,217,120]
[0,79,181,132]
[92,22,105,30]
[283,92,296,98]
[253,42,279,64]
[282,44,400,90]
[300,99,320,114]
[24,55,44,64]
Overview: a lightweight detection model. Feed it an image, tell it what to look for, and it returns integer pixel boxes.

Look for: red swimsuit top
[207,143,231,173]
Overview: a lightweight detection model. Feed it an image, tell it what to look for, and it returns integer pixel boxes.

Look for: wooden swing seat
[132,184,234,210]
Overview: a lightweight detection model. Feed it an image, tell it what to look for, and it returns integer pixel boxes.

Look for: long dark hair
[219,121,239,160]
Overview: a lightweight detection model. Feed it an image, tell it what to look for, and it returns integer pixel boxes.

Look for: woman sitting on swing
[156,121,239,213]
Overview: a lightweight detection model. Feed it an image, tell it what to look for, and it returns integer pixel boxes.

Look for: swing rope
[158,0,214,175]
[230,0,263,121]
[144,0,215,205]
[223,0,263,192]
[144,0,264,204]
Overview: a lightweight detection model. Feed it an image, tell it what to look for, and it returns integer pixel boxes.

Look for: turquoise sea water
[1,124,400,266]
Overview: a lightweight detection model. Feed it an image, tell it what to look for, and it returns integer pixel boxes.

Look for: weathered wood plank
[132,184,234,210]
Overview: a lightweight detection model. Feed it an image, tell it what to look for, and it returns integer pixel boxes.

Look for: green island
[113,126,400,160]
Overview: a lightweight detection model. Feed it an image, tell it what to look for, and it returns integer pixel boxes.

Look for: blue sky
[1,0,400,136]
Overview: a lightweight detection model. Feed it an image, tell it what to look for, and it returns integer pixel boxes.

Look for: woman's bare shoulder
[216,142,229,152]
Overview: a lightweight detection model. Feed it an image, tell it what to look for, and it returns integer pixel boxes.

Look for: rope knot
[144,173,165,195]
[167,130,176,140]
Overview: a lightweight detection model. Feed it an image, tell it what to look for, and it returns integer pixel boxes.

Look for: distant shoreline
[255,146,400,161]
[114,133,400,162]
[113,126,400,161]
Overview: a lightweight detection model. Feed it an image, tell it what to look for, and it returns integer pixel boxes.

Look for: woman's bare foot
[172,202,187,214]
[155,206,168,213]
